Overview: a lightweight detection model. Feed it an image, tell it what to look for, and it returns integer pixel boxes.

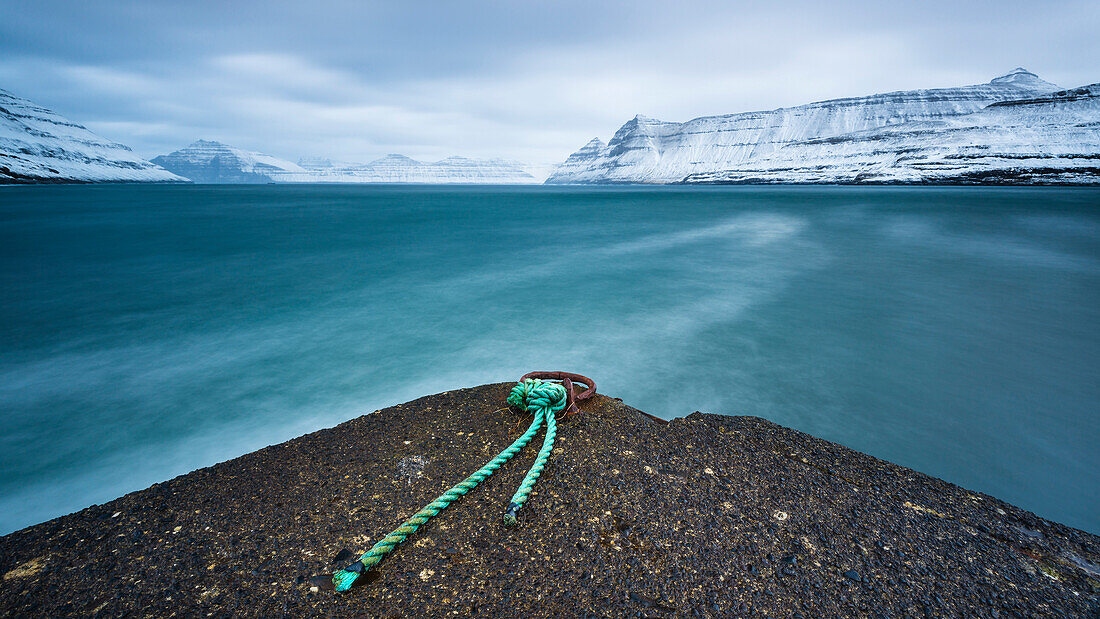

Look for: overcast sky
[2,0,1097,165]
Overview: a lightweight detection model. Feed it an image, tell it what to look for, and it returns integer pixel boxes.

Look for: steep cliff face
[546,69,1067,184]
[0,89,184,184]
[684,84,1100,184]
[538,137,606,184]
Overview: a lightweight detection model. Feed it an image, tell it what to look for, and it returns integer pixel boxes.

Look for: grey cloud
[1,0,1097,165]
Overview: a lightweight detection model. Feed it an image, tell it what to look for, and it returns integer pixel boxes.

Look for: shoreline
[5,180,1100,187]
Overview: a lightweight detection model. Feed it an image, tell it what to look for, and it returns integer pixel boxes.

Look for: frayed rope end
[332,560,365,592]
[503,502,520,527]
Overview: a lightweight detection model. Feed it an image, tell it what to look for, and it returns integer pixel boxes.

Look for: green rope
[502,379,564,526]
[332,378,567,592]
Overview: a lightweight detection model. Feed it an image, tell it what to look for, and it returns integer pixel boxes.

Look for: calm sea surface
[1,185,1097,534]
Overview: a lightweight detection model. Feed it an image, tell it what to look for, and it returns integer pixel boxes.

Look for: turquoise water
[1,184,1097,535]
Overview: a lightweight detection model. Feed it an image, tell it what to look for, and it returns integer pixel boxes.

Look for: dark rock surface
[2,383,1098,616]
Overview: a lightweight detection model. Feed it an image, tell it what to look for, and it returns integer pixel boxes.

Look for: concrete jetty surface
[2,383,1098,616]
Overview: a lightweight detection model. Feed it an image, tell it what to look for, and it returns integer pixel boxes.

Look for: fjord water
[1,185,1097,535]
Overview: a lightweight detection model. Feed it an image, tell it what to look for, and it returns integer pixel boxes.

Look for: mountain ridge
[153,140,541,184]
[682,82,1100,185]
[0,89,185,184]
[546,68,1098,185]
[5,68,1096,186]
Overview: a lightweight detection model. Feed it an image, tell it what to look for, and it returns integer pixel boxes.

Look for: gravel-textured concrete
[2,383,1098,617]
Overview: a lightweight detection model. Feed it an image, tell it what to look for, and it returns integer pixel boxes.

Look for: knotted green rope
[331,378,567,592]
[501,378,564,526]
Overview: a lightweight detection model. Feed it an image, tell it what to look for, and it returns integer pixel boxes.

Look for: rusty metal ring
[519,371,596,418]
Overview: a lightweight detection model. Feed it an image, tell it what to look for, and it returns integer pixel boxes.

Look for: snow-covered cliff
[547,137,607,183]
[153,142,539,184]
[285,154,539,183]
[0,89,185,184]
[150,140,306,183]
[684,84,1100,185]
[546,68,1084,184]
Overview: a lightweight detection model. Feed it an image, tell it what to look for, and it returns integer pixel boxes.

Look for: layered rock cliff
[685,83,1100,184]
[149,139,307,183]
[546,69,1099,185]
[0,89,184,184]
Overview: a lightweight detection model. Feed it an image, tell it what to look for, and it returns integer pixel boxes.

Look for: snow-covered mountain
[0,89,184,183]
[286,154,539,183]
[150,140,307,183]
[548,137,607,183]
[684,84,1100,185]
[153,141,539,184]
[546,68,1090,184]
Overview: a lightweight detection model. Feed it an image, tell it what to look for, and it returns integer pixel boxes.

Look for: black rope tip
[343,560,365,574]
[503,503,520,527]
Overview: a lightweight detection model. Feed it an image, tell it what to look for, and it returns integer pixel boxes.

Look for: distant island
[2,68,1098,185]
[150,140,540,184]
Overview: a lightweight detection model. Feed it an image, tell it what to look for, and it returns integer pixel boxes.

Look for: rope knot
[507,379,567,417]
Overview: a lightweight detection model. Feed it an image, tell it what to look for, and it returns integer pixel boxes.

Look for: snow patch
[0,89,185,183]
